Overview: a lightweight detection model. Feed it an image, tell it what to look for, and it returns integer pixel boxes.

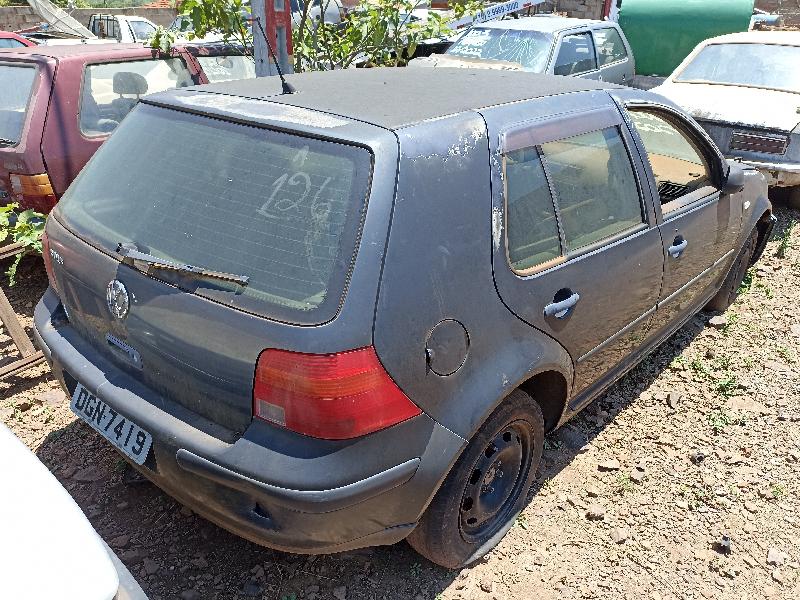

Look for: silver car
[654,31,800,204]
[410,15,635,85]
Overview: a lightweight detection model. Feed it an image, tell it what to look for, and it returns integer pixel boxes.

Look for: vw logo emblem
[106,280,130,320]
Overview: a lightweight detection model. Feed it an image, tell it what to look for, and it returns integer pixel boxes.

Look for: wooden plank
[0,351,45,379]
[0,241,26,261]
[0,286,36,357]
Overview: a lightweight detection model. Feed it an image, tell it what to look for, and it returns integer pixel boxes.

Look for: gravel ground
[2,204,799,600]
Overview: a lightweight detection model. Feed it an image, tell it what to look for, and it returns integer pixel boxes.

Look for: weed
[714,376,739,399]
[690,358,710,380]
[114,459,127,473]
[409,562,422,578]
[714,355,733,371]
[775,218,795,259]
[280,594,297,600]
[723,313,739,335]
[707,408,733,434]
[738,269,754,295]
[616,472,634,495]
[543,438,563,451]
[742,356,755,370]
[515,513,530,530]
[771,483,786,499]
[776,346,796,364]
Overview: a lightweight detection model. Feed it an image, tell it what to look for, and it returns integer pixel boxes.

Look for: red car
[0,43,254,212]
[0,31,35,49]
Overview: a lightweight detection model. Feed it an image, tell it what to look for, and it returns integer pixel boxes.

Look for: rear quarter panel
[373,113,573,441]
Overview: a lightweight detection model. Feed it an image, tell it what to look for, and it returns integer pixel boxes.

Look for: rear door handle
[668,236,688,258]
[544,291,580,319]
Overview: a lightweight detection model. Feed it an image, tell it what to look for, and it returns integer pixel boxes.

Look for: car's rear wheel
[788,186,800,211]
[407,389,544,569]
[706,227,758,312]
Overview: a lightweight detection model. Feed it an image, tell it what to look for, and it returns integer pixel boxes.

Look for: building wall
[0,7,178,33]
[756,0,800,26]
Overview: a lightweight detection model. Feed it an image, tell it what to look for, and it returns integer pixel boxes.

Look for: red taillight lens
[42,229,55,282]
[253,346,421,440]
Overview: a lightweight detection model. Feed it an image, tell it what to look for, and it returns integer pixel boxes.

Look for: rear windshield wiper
[0,137,17,147]
[116,243,249,287]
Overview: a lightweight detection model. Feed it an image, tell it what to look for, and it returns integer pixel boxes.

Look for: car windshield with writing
[56,104,373,324]
[676,43,800,94]
[0,65,37,146]
[196,54,256,83]
[446,27,553,71]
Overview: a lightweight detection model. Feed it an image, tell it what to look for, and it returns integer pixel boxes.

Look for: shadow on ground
[30,306,710,600]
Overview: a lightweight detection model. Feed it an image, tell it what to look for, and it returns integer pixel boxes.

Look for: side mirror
[722,161,746,195]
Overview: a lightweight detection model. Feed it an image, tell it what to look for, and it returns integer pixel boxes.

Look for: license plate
[70,383,153,465]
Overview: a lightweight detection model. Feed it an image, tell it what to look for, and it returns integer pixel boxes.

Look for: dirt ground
[2,204,799,600]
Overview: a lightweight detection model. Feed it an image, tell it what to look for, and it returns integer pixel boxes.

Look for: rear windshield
[0,64,37,145]
[676,43,800,94]
[196,55,256,83]
[447,27,553,71]
[57,104,373,324]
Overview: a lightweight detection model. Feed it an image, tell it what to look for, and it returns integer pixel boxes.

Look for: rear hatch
[0,57,53,208]
[47,101,378,435]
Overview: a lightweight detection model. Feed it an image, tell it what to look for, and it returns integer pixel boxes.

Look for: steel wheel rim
[459,420,533,542]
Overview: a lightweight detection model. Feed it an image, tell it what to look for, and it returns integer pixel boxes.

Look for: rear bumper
[34,288,465,554]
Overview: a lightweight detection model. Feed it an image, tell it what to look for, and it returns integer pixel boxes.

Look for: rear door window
[57,104,373,325]
[593,28,627,65]
[0,64,37,146]
[196,55,256,83]
[554,32,597,76]
[79,58,195,136]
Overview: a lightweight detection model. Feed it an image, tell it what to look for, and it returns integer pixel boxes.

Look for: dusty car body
[410,16,635,85]
[0,43,251,213]
[654,32,800,190]
[35,69,772,569]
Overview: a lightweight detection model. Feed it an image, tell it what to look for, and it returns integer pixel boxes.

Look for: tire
[706,227,758,312]
[407,389,544,569]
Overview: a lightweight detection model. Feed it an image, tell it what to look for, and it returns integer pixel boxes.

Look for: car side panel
[372,112,573,440]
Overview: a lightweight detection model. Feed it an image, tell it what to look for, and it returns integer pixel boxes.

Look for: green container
[618,0,755,77]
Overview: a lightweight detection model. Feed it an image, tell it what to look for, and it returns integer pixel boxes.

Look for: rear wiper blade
[116,243,249,287]
[0,137,17,146]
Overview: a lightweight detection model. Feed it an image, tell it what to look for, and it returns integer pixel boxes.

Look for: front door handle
[668,236,688,258]
[544,290,580,319]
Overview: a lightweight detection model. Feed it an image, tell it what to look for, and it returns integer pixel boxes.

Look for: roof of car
[475,15,605,33]
[701,30,800,46]
[172,67,618,130]
[0,42,152,59]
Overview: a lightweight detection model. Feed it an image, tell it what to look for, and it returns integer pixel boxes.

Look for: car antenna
[252,16,295,95]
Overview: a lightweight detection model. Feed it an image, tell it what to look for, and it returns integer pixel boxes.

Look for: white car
[88,14,158,44]
[653,31,800,200]
[0,423,147,599]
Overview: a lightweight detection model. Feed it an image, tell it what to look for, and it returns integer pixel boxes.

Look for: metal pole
[251,0,275,77]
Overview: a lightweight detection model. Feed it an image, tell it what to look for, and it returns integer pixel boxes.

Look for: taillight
[253,346,421,440]
[10,173,57,212]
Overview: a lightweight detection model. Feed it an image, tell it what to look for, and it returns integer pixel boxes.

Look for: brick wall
[0,7,178,33]
[755,0,800,26]
[553,0,605,20]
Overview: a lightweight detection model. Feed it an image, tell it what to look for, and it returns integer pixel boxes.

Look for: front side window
[594,28,627,65]
[541,128,643,252]
[197,55,256,83]
[129,20,156,42]
[505,148,561,273]
[0,64,37,146]
[447,27,554,72]
[79,58,195,136]
[675,43,800,94]
[57,104,373,324]
[554,32,597,76]
[628,110,713,208]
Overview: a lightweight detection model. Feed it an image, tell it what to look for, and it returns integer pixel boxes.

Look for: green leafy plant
[149,25,177,53]
[775,218,795,259]
[0,203,46,285]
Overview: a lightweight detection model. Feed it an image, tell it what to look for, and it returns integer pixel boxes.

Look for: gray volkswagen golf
[34,69,773,568]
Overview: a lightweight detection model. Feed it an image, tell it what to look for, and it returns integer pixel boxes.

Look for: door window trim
[554,30,599,77]
[501,114,650,277]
